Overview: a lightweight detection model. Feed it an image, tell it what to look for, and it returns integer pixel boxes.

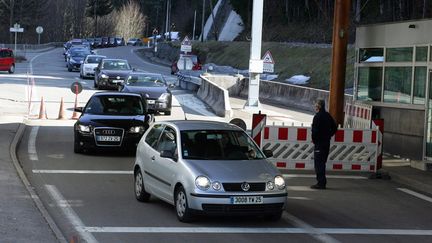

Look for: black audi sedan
[119,72,173,115]
[94,58,133,90]
[73,92,153,153]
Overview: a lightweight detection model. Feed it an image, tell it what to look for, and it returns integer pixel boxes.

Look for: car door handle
[151,156,155,160]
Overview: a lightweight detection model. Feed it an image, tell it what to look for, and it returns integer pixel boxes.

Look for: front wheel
[8,64,15,74]
[74,139,83,153]
[175,186,193,222]
[135,170,151,202]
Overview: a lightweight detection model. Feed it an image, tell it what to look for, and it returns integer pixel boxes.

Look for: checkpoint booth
[354,19,432,167]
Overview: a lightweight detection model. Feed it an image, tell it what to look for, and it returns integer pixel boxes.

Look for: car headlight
[274,175,286,190]
[212,181,221,191]
[266,181,275,190]
[129,126,144,133]
[101,74,108,79]
[158,93,170,101]
[195,176,210,191]
[78,125,91,133]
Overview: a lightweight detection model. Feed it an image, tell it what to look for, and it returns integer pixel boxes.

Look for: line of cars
[69,39,287,223]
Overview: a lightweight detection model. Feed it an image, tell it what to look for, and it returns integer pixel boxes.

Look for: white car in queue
[80,54,106,79]
[133,120,287,222]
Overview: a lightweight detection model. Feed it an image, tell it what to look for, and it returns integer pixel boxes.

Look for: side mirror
[132,68,136,71]
[168,83,175,88]
[74,107,84,113]
[160,150,178,162]
[263,149,273,158]
[94,67,99,71]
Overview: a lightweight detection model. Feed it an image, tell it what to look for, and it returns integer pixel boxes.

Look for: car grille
[94,128,124,146]
[223,183,266,192]
[202,203,284,213]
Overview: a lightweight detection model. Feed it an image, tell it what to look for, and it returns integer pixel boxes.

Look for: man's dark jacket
[312,109,337,144]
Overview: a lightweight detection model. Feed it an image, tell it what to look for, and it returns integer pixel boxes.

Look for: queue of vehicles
[64,37,287,223]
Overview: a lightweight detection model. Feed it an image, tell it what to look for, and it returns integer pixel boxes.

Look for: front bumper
[96,78,124,90]
[188,192,287,214]
[147,100,171,113]
[75,130,143,151]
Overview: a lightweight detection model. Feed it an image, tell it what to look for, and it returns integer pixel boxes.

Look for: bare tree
[114,1,146,40]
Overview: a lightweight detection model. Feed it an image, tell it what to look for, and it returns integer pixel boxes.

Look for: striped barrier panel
[261,125,381,172]
[344,102,373,129]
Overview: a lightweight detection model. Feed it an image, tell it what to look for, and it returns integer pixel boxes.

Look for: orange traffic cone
[57,97,66,120]
[71,96,80,120]
[38,96,47,119]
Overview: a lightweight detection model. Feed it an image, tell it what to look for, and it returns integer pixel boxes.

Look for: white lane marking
[283,174,367,180]
[33,170,133,174]
[288,186,316,192]
[78,227,432,236]
[45,185,98,243]
[28,126,39,161]
[283,213,341,243]
[398,188,432,203]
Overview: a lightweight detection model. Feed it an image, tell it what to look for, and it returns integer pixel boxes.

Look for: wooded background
[1,0,431,44]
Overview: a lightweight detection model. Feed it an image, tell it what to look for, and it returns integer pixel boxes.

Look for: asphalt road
[12,46,432,242]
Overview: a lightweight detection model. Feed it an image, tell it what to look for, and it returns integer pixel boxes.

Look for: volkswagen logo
[116,76,121,79]
[241,182,250,192]
[102,130,116,135]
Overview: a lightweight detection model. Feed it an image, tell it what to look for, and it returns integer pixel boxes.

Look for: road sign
[36,26,43,34]
[262,50,274,73]
[181,36,192,53]
[10,23,24,33]
[70,82,83,94]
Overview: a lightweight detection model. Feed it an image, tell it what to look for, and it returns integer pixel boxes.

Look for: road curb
[10,122,68,243]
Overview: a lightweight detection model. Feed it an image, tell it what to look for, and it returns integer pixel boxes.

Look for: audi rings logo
[241,182,250,192]
[102,130,116,135]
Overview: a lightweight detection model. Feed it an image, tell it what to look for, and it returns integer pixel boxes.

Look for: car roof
[156,120,243,131]
[102,58,128,62]
[92,92,142,98]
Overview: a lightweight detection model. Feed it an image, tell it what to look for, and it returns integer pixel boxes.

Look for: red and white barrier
[344,102,372,129]
[260,124,381,172]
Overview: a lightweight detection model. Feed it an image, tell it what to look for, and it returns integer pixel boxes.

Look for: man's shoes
[310,184,326,189]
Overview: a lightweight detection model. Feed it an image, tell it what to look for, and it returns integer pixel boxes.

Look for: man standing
[311,99,337,189]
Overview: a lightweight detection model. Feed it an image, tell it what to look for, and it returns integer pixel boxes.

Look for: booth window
[413,67,427,104]
[357,67,382,101]
[359,48,384,63]
[386,47,413,62]
[416,46,428,62]
[384,67,412,104]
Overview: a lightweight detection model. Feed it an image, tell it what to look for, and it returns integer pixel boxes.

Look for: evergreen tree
[85,0,113,19]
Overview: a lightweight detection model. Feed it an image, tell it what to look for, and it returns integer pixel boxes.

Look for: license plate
[96,136,121,142]
[147,100,155,104]
[112,80,123,83]
[231,196,263,204]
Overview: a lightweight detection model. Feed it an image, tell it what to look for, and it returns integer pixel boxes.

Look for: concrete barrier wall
[238,79,353,112]
[197,75,232,117]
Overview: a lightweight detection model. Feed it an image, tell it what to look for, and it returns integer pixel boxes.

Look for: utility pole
[201,0,206,42]
[244,0,264,109]
[329,0,351,125]
[94,0,98,36]
[193,10,197,41]
[165,0,170,40]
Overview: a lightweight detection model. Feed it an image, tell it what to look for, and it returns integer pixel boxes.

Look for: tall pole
[329,0,351,125]
[244,0,264,109]
[165,0,169,40]
[201,0,206,42]
[193,10,197,41]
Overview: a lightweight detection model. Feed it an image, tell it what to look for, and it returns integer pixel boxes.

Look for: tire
[68,66,72,72]
[134,170,151,202]
[165,110,171,116]
[175,186,193,222]
[74,139,83,154]
[94,79,99,89]
[8,64,15,74]
[266,211,283,221]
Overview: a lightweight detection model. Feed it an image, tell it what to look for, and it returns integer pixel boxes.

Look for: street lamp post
[244,0,264,109]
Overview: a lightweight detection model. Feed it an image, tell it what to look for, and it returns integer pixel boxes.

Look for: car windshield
[71,52,87,58]
[102,60,131,70]
[126,74,165,87]
[180,130,265,160]
[86,56,104,63]
[84,96,144,115]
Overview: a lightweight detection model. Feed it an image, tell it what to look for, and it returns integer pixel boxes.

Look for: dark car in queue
[94,58,133,90]
[133,120,287,222]
[94,37,102,48]
[115,37,125,46]
[119,72,173,115]
[101,37,109,48]
[67,51,88,72]
[74,92,153,153]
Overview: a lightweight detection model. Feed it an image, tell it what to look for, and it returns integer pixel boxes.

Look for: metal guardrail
[0,42,63,50]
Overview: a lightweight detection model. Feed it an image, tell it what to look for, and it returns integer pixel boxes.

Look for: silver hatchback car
[133,120,287,222]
